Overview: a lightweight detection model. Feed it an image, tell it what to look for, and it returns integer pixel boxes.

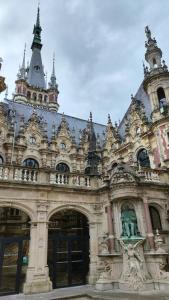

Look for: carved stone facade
[1,10,169,295]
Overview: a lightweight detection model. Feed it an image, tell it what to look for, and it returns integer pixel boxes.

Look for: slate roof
[4,100,106,145]
[118,83,152,139]
[27,48,46,89]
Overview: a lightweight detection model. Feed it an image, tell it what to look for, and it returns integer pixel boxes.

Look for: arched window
[27,91,31,99]
[157,87,166,108]
[44,95,48,103]
[38,94,42,103]
[23,158,39,169]
[149,205,162,230]
[17,86,21,94]
[153,58,157,68]
[60,143,66,150]
[137,148,150,168]
[56,163,70,173]
[112,162,117,170]
[32,93,37,101]
[0,155,3,165]
[136,127,141,135]
[29,136,36,145]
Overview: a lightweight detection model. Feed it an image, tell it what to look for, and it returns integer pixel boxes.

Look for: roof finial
[31,4,42,50]
[89,112,92,122]
[22,43,26,68]
[145,26,151,40]
[52,52,55,77]
[49,52,57,89]
[37,3,40,27]
[108,114,111,124]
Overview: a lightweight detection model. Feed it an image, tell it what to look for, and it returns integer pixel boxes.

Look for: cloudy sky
[0,0,168,124]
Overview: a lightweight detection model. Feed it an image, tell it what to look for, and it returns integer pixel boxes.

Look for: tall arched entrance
[48,209,89,289]
[0,207,30,295]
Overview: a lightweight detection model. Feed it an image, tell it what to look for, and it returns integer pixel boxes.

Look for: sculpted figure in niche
[98,233,109,255]
[121,204,140,238]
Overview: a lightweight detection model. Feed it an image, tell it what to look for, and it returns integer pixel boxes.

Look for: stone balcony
[0,165,168,190]
[0,165,99,189]
[136,167,169,184]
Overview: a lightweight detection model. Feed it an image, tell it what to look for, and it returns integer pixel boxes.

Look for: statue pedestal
[95,279,112,291]
[121,236,145,242]
[118,280,154,291]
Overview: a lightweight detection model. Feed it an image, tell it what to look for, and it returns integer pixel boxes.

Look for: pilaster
[23,201,52,294]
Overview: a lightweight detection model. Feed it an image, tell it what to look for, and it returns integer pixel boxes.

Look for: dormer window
[29,136,36,145]
[136,127,141,135]
[60,143,66,150]
[34,65,40,72]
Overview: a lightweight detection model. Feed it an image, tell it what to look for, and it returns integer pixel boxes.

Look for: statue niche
[121,203,141,239]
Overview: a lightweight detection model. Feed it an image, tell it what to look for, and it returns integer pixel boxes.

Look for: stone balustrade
[0,165,168,188]
[136,169,160,182]
[0,166,92,188]
[49,172,91,187]
[136,167,168,183]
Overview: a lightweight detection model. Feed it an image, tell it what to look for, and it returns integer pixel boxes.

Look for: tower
[143,26,169,121]
[143,26,169,167]
[14,6,59,111]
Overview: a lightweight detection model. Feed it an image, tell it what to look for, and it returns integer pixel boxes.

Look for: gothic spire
[144,26,163,70]
[31,4,42,50]
[88,112,96,152]
[49,53,57,89]
[27,5,46,89]
[19,44,26,80]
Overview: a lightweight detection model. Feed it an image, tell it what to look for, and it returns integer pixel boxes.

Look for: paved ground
[1,285,169,300]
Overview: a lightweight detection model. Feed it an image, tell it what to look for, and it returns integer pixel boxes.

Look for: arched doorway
[48,209,89,289]
[0,207,30,295]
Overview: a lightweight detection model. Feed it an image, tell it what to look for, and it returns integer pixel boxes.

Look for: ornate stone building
[0,8,169,296]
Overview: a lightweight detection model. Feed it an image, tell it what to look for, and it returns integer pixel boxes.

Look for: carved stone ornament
[110,162,138,185]
[98,260,112,281]
[0,76,6,93]
[154,229,166,254]
[98,233,109,255]
[119,239,148,290]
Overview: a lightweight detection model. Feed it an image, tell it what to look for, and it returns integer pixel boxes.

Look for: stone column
[23,202,52,294]
[106,204,115,253]
[143,198,155,251]
[88,221,99,284]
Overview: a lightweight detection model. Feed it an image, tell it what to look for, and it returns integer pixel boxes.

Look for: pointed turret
[17,44,26,80]
[85,113,100,175]
[49,54,58,89]
[27,5,46,89]
[88,112,96,152]
[145,26,163,71]
[143,27,169,121]
[31,5,42,50]
[14,5,59,111]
